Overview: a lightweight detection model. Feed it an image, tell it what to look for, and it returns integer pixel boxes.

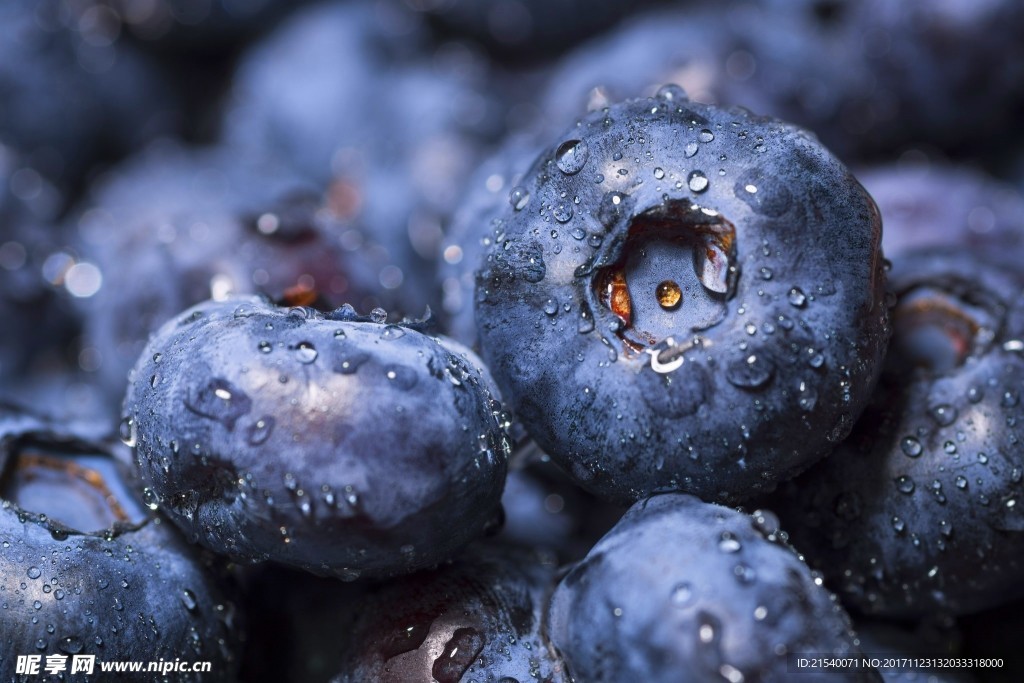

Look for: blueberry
[767,249,1024,617]
[333,545,564,683]
[0,404,239,679]
[475,91,889,504]
[857,162,1024,258]
[122,297,509,579]
[74,142,408,417]
[547,493,878,682]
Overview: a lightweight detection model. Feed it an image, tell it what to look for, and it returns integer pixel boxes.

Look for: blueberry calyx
[589,199,738,353]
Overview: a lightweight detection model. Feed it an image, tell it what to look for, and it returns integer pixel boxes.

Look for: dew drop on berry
[656,84,688,101]
[787,287,807,308]
[895,475,915,494]
[294,342,317,364]
[432,627,485,683]
[553,202,575,223]
[656,280,682,310]
[556,139,589,175]
[726,353,774,389]
[688,171,709,193]
[900,437,923,458]
[246,417,275,446]
[118,417,137,447]
[509,186,530,211]
[929,404,958,426]
[671,582,695,607]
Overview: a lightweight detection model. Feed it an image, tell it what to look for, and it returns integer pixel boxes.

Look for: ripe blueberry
[0,404,239,680]
[122,297,510,580]
[768,249,1024,617]
[476,90,889,504]
[547,493,878,682]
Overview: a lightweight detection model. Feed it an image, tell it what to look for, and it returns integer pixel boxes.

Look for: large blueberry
[0,404,239,681]
[122,297,509,579]
[768,249,1024,617]
[547,493,878,682]
[476,91,889,504]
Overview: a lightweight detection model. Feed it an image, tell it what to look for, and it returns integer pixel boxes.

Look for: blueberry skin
[0,405,239,681]
[768,250,1024,617]
[547,494,878,683]
[475,92,889,505]
[333,545,566,683]
[123,297,509,580]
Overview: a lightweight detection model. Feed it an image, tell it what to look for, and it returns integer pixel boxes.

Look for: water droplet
[142,487,160,510]
[27,567,41,580]
[671,582,694,607]
[384,364,419,390]
[688,171,709,193]
[370,308,387,324]
[54,635,84,656]
[733,563,756,583]
[787,287,807,308]
[333,350,369,375]
[656,84,688,101]
[381,325,406,341]
[726,354,774,389]
[118,417,137,447]
[900,436,923,458]
[656,280,682,310]
[553,201,574,223]
[895,475,915,494]
[295,342,318,364]
[246,417,275,446]
[699,129,715,143]
[653,167,665,180]
[718,532,742,553]
[955,476,968,490]
[181,589,198,613]
[555,139,589,175]
[929,404,958,427]
[797,381,817,412]
[891,516,906,533]
[184,378,252,430]
[432,627,485,683]
[543,299,558,316]
[509,186,530,211]
[684,141,699,158]
[258,341,272,354]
